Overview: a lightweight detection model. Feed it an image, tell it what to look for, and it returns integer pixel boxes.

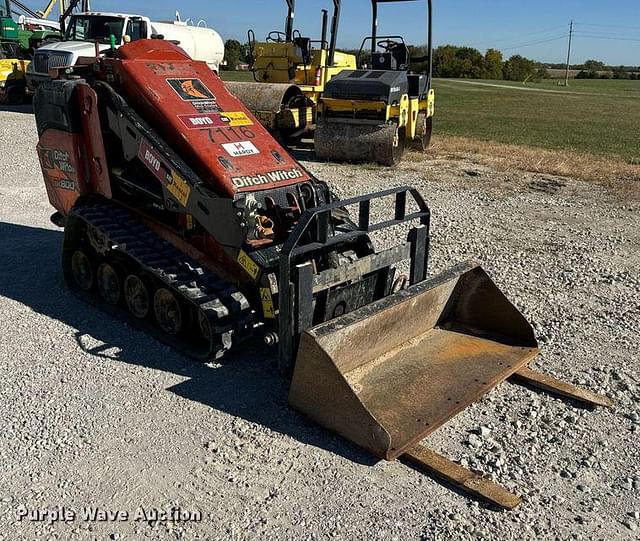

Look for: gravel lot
[0,105,638,540]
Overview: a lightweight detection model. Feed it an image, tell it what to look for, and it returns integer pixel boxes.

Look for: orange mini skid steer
[33,39,612,509]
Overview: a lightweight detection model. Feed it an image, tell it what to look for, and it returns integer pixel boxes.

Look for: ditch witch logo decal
[232,168,304,188]
[167,78,216,101]
[38,147,77,190]
[39,149,76,175]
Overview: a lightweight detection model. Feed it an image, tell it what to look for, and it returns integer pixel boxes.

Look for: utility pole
[564,20,574,86]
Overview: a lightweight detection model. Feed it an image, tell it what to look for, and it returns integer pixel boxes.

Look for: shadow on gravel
[0,103,33,114]
[0,221,376,467]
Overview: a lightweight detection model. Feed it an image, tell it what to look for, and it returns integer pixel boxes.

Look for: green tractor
[1,0,62,54]
[1,0,21,56]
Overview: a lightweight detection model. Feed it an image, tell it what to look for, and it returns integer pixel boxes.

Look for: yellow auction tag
[224,111,253,127]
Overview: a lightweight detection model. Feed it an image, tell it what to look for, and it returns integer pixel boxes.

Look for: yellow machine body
[227,42,355,142]
[227,0,355,143]
[318,88,435,141]
[0,58,29,103]
[252,41,355,94]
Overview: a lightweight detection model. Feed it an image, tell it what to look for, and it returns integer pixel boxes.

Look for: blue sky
[83,1,639,65]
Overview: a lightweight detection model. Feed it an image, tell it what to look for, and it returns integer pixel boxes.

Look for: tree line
[572,60,639,80]
[337,45,549,82]
[224,39,250,69]
[224,40,639,81]
[419,45,548,81]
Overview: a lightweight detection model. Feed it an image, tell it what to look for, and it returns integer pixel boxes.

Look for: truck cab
[27,11,224,89]
[28,12,152,87]
[64,12,150,44]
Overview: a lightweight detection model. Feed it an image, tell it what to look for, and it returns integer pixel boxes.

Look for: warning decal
[260,288,275,319]
[237,249,260,280]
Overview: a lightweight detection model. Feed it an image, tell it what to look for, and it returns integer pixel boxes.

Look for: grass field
[432,79,640,164]
[220,71,639,180]
[220,71,255,82]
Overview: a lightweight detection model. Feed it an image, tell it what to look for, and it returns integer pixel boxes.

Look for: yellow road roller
[315,0,436,166]
[226,0,355,144]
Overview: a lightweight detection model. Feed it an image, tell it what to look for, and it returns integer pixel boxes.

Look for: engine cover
[322,70,408,103]
[105,40,312,198]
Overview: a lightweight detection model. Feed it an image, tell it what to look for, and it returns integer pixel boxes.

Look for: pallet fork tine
[509,367,614,408]
[398,365,612,509]
[403,446,522,510]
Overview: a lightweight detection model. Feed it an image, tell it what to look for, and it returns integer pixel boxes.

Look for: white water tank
[151,22,224,72]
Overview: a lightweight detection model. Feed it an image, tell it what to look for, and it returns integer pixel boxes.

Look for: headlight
[26,62,34,73]
[0,80,5,89]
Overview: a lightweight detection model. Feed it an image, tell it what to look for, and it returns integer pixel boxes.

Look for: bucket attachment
[289,261,539,461]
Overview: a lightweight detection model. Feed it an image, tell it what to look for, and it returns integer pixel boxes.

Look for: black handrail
[284,0,295,42]
[58,0,83,35]
[367,0,433,82]
[328,0,341,66]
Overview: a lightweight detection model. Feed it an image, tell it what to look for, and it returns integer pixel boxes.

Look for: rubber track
[66,201,254,360]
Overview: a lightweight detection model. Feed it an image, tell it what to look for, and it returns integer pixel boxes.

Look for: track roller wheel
[124,275,150,319]
[70,250,94,291]
[154,288,183,335]
[97,262,121,305]
[198,310,211,341]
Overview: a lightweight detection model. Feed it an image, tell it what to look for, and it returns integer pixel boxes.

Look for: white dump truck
[27,11,224,87]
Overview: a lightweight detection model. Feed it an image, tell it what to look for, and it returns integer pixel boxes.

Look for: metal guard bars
[277,186,431,370]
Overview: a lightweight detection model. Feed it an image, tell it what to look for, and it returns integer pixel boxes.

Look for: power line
[574,33,640,43]
[575,22,640,31]
[476,26,568,49]
[576,32,640,39]
[501,34,569,51]
[488,25,568,44]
